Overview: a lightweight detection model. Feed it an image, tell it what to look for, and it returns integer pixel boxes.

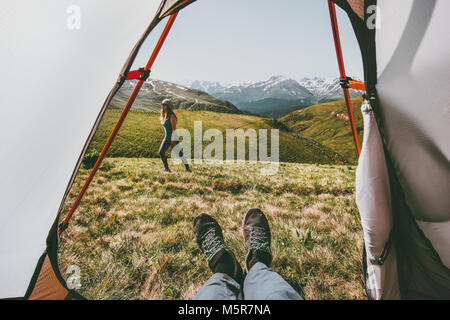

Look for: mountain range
[178,76,363,118]
[109,78,242,114]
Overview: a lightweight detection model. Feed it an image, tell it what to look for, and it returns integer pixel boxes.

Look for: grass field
[58,158,365,300]
[87,108,348,164]
[281,97,364,163]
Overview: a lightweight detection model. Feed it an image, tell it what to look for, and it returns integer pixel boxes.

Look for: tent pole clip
[138,68,150,81]
[339,77,352,89]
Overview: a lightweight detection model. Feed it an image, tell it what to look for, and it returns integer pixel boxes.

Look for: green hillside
[281,97,364,163]
[87,109,349,165]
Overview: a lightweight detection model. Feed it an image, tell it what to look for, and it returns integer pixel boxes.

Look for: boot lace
[200,228,226,262]
[249,226,270,253]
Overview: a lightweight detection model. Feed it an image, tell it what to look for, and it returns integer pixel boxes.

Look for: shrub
[82,148,100,169]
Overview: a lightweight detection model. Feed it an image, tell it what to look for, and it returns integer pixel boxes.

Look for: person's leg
[244,262,302,300]
[194,273,242,300]
[158,139,171,171]
[172,141,191,172]
[242,209,303,300]
[193,213,244,300]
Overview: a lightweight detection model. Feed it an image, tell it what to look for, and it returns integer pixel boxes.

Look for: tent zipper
[377,230,394,265]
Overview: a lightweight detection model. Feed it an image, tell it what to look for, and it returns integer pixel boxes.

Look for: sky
[132,0,364,84]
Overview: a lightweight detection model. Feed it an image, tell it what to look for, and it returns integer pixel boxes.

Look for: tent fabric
[0,0,162,299]
[25,251,85,300]
[27,254,69,300]
[342,0,449,298]
[346,0,364,20]
[416,221,450,268]
[393,203,450,299]
[333,0,377,88]
[375,0,450,288]
[364,246,400,299]
[356,99,400,299]
[333,0,364,21]
[158,0,197,19]
[375,0,450,223]
[370,0,450,298]
[372,127,450,299]
[23,217,86,300]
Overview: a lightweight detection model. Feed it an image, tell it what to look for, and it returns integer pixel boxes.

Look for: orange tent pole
[328,0,361,157]
[59,13,179,235]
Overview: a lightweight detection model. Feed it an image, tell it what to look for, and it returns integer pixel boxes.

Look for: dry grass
[58,158,365,300]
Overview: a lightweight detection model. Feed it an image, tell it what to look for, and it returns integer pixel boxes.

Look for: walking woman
[159,99,191,172]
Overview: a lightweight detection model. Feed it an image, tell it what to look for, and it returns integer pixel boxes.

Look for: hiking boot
[194,213,243,283]
[243,208,272,270]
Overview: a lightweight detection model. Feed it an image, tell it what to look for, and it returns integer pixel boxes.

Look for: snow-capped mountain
[215,75,314,103]
[211,76,316,118]
[177,80,230,96]
[175,76,364,118]
[298,77,363,103]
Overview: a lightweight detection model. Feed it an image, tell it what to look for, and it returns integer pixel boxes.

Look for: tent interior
[0,0,448,300]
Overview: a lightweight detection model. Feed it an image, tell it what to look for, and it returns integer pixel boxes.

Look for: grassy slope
[280,97,364,163]
[58,158,364,300]
[87,108,348,165]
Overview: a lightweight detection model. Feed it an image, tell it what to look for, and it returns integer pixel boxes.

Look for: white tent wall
[375,0,450,262]
[356,100,400,299]
[0,0,160,299]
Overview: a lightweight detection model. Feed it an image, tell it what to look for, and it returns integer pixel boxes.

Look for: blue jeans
[194,262,303,300]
